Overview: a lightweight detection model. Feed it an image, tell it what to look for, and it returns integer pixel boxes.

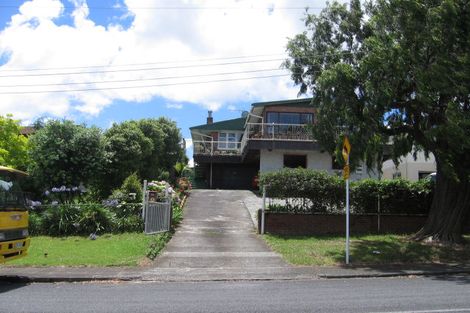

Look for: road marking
[369,309,470,313]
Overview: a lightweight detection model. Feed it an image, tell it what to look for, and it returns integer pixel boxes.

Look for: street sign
[342,136,351,162]
[343,165,350,180]
[342,135,351,265]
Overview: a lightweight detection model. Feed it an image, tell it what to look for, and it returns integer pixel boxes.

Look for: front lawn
[7,233,162,267]
[264,234,470,266]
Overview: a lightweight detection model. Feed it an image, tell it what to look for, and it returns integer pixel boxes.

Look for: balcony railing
[193,140,242,156]
[244,123,314,141]
[193,123,314,156]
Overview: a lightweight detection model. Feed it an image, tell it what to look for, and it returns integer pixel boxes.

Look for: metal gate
[142,180,172,234]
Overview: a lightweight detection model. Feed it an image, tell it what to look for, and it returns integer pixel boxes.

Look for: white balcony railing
[193,140,242,156]
[193,123,314,156]
[244,123,314,141]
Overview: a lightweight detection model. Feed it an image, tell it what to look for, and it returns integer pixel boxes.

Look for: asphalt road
[0,276,469,313]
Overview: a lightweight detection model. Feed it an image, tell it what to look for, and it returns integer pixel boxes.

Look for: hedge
[259,168,433,215]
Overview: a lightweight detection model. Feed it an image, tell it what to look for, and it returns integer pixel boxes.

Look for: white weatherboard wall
[382,151,436,181]
[260,149,332,173]
[260,149,379,181]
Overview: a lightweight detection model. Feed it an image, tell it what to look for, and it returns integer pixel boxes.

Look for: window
[418,171,434,180]
[218,132,237,149]
[284,155,307,168]
[266,112,313,125]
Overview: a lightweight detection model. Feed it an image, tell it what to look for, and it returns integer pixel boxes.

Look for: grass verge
[7,233,163,267]
[264,234,470,266]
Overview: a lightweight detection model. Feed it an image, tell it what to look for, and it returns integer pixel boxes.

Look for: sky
[0,0,335,165]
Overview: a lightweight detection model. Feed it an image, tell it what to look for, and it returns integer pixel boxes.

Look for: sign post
[342,136,351,265]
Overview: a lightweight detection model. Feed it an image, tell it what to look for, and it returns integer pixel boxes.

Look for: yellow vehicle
[0,166,30,263]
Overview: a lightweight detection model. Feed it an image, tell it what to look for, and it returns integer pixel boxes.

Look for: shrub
[119,173,143,203]
[146,232,171,260]
[259,168,344,213]
[28,211,44,235]
[41,204,81,236]
[260,169,434,215]
[113,215,144,233]
[77,204,116,234]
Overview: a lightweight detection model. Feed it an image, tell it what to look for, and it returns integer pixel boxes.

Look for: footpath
[1,190,469,283]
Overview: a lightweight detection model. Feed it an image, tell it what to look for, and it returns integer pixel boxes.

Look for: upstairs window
[218,132,237,149]
[266,112,313,125]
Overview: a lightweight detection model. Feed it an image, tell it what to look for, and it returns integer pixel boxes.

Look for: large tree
[103,121,153,193]
[285,0,470,242]
[28,120,107,189]
[0,115,29,171]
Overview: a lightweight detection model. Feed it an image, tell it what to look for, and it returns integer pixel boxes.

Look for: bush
[260,168,434,215]
[77,204,116,234]
[259,168,344,213]
[34,204,117,236]
[351,179,433,214]
[119,173,143,203]
[113,215,144,233]
[41,204,81,236]
[28,212,44,236]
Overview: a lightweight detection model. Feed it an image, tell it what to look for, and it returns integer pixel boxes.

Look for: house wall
[382,151,436,181]
[260,149,378,180]
[260,149,331,173]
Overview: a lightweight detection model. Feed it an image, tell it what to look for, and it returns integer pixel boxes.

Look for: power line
[0,68,291,88]
[0,74,290,95]
[0,58,285,78]
[0,53,286,72]
[0,5,321,11]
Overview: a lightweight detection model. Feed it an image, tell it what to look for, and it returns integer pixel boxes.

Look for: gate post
[261,185,266,235]
[142,180,148,221]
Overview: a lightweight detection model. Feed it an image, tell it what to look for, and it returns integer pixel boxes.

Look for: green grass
[7,233,161,267]
[265,234,470,266]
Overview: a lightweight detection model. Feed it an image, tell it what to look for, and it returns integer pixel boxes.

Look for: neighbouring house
[382,151,436,181]
[190,98,378,189]
[20,126,35,137]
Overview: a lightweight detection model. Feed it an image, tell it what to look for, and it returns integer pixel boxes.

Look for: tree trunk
[414,162,470,243]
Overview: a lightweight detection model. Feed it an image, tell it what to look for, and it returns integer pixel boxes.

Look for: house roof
[251,98,314,108]
[190,117,246,131]
[20,126,35,137]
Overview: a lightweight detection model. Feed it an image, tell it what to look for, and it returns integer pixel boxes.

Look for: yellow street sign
[342,136,351,163]
[343,164,350,180]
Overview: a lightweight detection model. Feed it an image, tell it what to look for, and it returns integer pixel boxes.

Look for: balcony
[243,123,314,141]
[193,123,317,162]
[193,140,242,156]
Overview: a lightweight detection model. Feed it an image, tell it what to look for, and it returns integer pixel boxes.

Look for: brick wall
[257,211,470,235]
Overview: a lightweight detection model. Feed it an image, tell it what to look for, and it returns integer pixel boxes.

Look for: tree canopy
[0,115,29,171]
[102,118,185,193]
[285,0,470,242]
[28,120,107,189]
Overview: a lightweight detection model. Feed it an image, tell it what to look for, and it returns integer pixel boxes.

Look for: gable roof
[251,98,314,108]
[190,117,246,131]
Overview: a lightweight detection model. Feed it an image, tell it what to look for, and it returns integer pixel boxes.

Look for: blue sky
[0,0,329,163]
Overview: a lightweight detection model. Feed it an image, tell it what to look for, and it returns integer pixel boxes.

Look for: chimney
[207,111,213,124]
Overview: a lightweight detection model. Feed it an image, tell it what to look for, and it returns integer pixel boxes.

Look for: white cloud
[184,138,193,150]
[166,103,183,109]
[0,0,327,121]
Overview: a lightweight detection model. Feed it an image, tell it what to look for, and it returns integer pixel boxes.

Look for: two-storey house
[190,98,376,189]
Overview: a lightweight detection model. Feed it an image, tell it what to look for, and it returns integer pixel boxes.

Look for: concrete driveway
[153,189,287,269]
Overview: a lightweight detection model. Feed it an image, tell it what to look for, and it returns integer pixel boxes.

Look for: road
[0,276,470,313]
